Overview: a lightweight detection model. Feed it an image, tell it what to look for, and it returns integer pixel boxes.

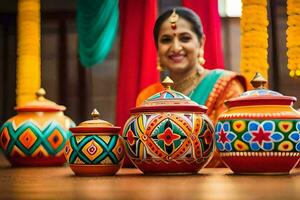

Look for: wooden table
[1,153,300,200]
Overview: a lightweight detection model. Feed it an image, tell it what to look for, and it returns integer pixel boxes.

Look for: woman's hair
[153,7,204,47]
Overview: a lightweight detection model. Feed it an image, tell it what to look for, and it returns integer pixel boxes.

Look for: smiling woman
[136,7,247,167]
[157,15,202,83]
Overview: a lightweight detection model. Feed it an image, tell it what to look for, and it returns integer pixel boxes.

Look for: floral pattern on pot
[242,121,284,151]
[289,122,300,151]
[215,122,237,151]
[216,120,300,152]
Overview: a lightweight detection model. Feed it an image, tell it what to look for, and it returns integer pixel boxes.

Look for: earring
[198,56,206,65]
[198,49,205,65]
[157,58,164,72]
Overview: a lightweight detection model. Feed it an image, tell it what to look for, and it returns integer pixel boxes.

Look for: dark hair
[153,7,204,47]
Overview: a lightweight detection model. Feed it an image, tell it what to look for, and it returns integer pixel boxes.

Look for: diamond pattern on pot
[18,128,38,149]
[32,146,49,157]
[47,129,64,150]
[81,140,103,161]
[68,135,120,165]
[151,118,187,155]
[0,127,11,151]
[0,121,70,157]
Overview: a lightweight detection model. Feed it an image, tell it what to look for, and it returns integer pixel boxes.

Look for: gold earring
[157,58,164,72]
[198,56,206,65]
[198,49,205,65]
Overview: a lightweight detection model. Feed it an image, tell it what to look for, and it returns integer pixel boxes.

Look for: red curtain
[182,0,224,69]
[116,0,158,126]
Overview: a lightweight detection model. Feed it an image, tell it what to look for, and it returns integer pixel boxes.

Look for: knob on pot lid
[225,72,297,108]
[130,77,207,113]
[15,88,66,112]
[70,109,120,133]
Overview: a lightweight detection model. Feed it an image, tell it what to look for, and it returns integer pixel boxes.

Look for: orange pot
[216,73,300,174]
[0,88,75,166]
[65,109,125,176]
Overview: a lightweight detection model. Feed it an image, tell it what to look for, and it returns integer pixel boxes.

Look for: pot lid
[70,109,120,133]
[131,77,207,113]
[15,88,66,112]
[226,72,297,108]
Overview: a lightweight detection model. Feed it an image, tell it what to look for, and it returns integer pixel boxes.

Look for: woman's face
[157,17,203,74]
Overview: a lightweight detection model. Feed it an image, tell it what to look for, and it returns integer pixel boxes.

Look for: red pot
[122,77,215,174]
[216,73,300,174]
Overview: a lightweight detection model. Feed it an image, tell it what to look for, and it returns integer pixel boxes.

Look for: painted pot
[122,77,215,174]
[65,109,125,176]
[215,73,300,173]
[0,88,75,166]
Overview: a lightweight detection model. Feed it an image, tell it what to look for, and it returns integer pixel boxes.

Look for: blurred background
[0,0,299,125]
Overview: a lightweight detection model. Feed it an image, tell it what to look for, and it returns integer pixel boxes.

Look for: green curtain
[77,0,119,67]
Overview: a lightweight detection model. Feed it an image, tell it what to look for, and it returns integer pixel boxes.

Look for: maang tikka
[168,8,179,30]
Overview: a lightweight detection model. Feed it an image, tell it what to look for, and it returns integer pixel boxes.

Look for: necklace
[172,66,205,96]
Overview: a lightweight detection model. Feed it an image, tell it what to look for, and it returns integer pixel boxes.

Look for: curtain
[182,0,224,69]
[77,0,119,67]
[116,0,158,127]
[117,0,158,166]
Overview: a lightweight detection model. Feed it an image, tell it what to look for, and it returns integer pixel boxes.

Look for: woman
[136,7,246,167]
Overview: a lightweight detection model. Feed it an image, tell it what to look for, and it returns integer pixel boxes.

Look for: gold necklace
[172,66,205,95]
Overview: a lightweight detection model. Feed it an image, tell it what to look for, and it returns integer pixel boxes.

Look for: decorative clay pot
[215,73,300,173]
[0,88,75,166]
[65,109,125,176]
[122,77,215,174]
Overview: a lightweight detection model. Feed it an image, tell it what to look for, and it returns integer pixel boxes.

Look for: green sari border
[189,69,228,105]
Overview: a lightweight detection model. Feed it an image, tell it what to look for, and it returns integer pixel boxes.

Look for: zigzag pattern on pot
[0,120,71,157]
[65,135,124,165]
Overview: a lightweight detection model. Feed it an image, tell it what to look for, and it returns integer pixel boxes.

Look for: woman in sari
[136,7,246,167]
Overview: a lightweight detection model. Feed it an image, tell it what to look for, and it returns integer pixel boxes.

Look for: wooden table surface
[1,154,300,200]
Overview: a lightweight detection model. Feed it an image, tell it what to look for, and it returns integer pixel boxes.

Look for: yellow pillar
[16,0,41,106]
[240,0,269,88]
[287,0,300,78]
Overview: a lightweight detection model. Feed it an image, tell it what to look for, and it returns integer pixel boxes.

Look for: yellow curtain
[16,0,41,106]
[240,0,269,88]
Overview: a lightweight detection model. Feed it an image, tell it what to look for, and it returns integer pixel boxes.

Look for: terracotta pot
[216,73,300,173]
[0,88,75,166]
[65,109,125,176]
[122,77,215,174]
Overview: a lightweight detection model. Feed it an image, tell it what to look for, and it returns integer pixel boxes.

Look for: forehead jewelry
[168,8,179,30]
